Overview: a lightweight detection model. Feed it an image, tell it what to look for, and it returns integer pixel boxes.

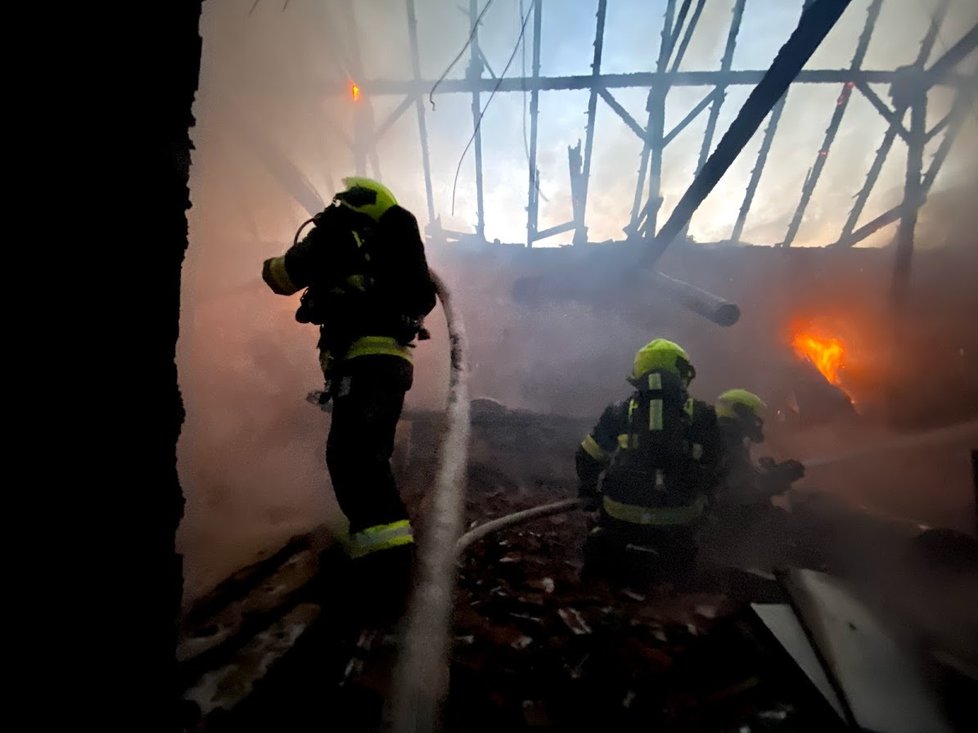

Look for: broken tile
[557,607,592,635]
[509,612,545,626]
[525,577,555,594]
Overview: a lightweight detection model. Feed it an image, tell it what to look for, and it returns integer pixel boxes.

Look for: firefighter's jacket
[716,416,800,504]
[576,370,722,528]
[262,203,436,364]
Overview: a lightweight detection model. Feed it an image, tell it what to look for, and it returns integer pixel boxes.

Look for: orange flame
[350,82,361,102]
[792,332,845,385]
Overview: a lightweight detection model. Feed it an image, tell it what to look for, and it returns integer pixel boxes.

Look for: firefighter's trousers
[327,355,414,555]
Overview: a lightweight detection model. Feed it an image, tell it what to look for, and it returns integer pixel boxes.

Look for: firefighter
[714,389,805,506]
[575,339,722,588]
[702,389,806,571]
[262,177,436,619]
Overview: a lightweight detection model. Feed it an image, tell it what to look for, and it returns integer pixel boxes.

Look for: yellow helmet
[334,176,398,222]
[716,389,767,441]
[716,389,766,419]
[631,338,695,385]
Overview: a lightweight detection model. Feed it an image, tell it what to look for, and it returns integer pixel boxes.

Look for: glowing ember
[350,82,361,102]
[792,332,845,385]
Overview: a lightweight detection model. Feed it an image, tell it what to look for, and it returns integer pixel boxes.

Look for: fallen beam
[648,271,740,326]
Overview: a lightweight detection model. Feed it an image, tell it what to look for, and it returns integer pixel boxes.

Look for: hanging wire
[429,0,497,110]
[450,0,534,215]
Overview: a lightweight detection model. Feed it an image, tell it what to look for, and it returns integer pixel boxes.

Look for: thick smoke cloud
[179,0,978,603]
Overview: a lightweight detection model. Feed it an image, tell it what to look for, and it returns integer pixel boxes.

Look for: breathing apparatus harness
[292,208,430,407]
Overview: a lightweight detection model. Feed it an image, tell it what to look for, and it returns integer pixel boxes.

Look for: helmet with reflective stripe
[334,176,398,222]
[716,389,766,419]
[631,338,696,385]
[716,388,766,442]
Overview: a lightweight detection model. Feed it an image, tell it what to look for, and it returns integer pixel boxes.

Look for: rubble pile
[441,473,831,732]
[176,402,975,731]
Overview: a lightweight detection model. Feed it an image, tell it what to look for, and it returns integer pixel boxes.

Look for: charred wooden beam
[577,0,608,246]
[629,0,676,237]
[644,0,851,265]
[407,0,436,224]
[597,87,646,139]
[468,0,486,240]
[782,0,882,247]
[347,68,969,96]
[891,89,927,305]
[731,93,787,243]
[837,0,950,244]
[526,0,543,246]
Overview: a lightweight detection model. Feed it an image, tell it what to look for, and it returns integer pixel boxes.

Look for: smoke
[179,0,978,603]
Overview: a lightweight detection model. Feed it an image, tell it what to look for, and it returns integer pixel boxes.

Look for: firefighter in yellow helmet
[262,177,436,620]
[575,339,722,587]
[714,389,805,505]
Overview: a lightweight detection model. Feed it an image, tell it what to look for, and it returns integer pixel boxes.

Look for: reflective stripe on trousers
[349,519,414,559]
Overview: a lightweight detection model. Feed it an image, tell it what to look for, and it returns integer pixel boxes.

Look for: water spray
[800,420,978,470]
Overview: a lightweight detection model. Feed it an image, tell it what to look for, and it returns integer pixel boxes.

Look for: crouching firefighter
[262,177,436,618]
[714,389,805,507]
[704,389,806,568]
[575,339,721,588]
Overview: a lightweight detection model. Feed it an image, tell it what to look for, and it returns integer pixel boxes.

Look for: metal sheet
[752,603,847,721]
[786,569,953,733]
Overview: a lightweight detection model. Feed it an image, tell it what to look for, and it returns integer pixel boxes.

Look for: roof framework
[326,0,975,258]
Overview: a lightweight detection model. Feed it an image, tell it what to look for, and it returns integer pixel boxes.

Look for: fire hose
[455,498,589,555]
[387,280,592,732]
[389,269,471,733]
